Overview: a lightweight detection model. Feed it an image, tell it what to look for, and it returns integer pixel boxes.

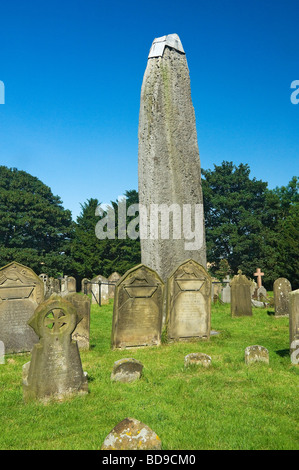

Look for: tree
[71,190,141,281]
[0,166,74,276]
[201,161,277,287]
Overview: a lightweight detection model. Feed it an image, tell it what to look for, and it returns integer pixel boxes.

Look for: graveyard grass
[0,299,298,450]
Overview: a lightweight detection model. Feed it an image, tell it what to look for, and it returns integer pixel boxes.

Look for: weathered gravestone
[108,272,121,299]
[81,278,91,295]
[289,289,299,364]
[111,264,164,349]
[166,259,211,341]
[101,417,162,450]
[67,276,76,293]
[184,352,212,368]
[66,293,90,350]
[221,275,231,303]
[273,277,292,316]
[110,358,143,383]
[91,274,109,305]
[138,34,206,283]
[230,270,252,317]
[22,295,88,402]
[244,345,269,365]
[0,262,44,353]
[39,274,48,295]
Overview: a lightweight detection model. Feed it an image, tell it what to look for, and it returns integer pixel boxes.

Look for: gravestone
[39,274,48,295]
[273,277,292,316]
[184,352,212,368]
[110,358,143,383]
[22,295,88,402]
[81,278,91,295]
[66,293,90,350]
[244,345,269,365]
[111,264,164,349]
[0,262,44,353]
[67,276,76,293]
[91,275,109,305]
[166,259,211,341]
[256,286,267,301]
[101,418,162,450]
[230,270,252,317]
[108,272,121,299]
[138,33,206,282]
[289,289,299,364]
[221,275,231,303]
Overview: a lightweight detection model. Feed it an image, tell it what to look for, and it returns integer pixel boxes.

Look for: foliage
[201,162,299,289]
[0,166,74,276]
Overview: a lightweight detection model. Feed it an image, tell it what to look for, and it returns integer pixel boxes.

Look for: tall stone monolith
[138,34,206,282]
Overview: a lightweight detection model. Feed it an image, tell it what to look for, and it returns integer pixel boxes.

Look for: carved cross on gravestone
[254,268,264,288]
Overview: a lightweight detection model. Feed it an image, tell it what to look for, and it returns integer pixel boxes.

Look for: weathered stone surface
[273,277,292,316]
[166,259,211,341]
[66,293,90,350]
[138,33,206,282]
[221,275,231,303]
[81,278,91,295]
[108,272,121,299]
[101,417,162,450]
[230,270,252,317]
[244,345,269,365]
[289,289,299,364]
[23,295,88,402]
[0,262,44,353]
[91,275,109,305]
[111,264,164,349]
[110,358,143,383]
[184,352,212,368]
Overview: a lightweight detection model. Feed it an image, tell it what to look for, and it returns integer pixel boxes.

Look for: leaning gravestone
[22,295,88,402]
[101,418,162,450]
[166,259,211,341]
[289,289,299,364]
[273,277,292,316]
[230,270,252,317]
[138,33,206,283]
[0,262,44,353]
[111,264,164,349]
[66,293,90,350]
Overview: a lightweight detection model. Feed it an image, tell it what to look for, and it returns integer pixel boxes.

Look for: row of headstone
[111,259,211,349]
[39,274,76,299]
[81,272,121,305]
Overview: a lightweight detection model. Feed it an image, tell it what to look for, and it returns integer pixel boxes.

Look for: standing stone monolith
[138,34,206,282]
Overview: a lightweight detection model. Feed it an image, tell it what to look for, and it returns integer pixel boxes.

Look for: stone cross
[254,268,264,288]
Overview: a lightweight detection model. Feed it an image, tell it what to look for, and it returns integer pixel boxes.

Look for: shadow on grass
[275,349,290,358]
[267,310,275,316]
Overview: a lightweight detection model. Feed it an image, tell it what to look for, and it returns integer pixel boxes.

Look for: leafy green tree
[0,166,74,276]
[71,190,141,282]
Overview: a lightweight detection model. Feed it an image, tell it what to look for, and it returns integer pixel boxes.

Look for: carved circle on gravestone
[101,417,162,450]
[244,345,269,365]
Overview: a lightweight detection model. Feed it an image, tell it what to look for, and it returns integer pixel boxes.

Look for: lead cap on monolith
[148,33,185,58]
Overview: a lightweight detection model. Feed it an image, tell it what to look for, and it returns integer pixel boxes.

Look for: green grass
[0,300,298,450]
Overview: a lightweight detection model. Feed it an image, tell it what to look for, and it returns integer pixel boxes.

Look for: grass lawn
[0,299,298,450]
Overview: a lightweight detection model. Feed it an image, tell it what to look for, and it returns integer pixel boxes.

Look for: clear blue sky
[0,0,298,220]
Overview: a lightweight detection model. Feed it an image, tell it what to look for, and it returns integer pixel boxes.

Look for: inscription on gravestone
[0,262,44,353]
[111,264,164,349]
[166,259,211,341]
